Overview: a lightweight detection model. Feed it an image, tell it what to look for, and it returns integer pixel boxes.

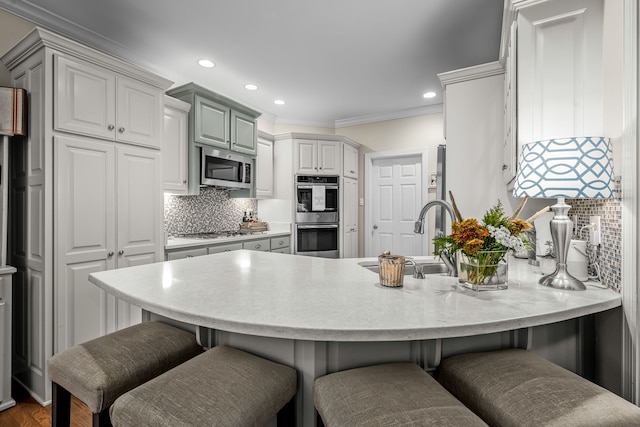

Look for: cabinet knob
[373,225,378,229]
[118,250,124,255]
[502,164,508,171]
[107,251,114,257]
[255,244,261,249]
[119,127,125,133]
[183,180,187,184]
[108,124,115,131]
[279,240,284,245]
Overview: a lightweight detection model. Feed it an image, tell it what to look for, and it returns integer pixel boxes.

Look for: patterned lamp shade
[513,137,614,199]
[0,87,27,136]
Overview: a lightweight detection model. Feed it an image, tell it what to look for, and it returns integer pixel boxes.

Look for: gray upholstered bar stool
[435,348,640,426]
[313,363,489,426]
[109,345,298,427]
[48,321,203,427]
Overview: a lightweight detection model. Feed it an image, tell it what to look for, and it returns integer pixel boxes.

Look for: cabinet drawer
[271,247,290,254]
[208,242,243,254]
[166,247,207,260]
[270,236,290,250]
[243,239,270,252]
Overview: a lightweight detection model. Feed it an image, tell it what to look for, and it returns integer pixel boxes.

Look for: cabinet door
[255,137,273,198]
[116,145,163,265]
[230,110,257,155]
[54,135,116,352]
[295,139,317,174]
[208,242,243,254]
[342,178,358,258]
[115,146,163,331]
[195,95,229,148]
[116,76,163,149]
[163,103,189,194]
[318,141,341,175]
[55,55,116,140]
[343,144,358,178]
[166,247,208,260]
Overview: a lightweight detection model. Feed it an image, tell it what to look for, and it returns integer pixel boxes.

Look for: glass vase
[457,250,508,291]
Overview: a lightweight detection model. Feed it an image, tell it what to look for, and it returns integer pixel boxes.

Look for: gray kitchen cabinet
[0,267,16,411]
[208,242,243,254]
[166,83,261,195]
[167,247,208,260]
[270,236,290,252]
[243,238,270,252]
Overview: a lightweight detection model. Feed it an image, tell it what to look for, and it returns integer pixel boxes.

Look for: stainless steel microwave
[200,147,253,190]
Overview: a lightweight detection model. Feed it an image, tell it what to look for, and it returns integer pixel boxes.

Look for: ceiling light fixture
[423,91,437,99]
[198,59,215,68]
[274,100,285,105]
[244,84,258,91]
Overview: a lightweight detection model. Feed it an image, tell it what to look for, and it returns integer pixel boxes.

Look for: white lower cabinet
[208,242,243,254]
[55,135,163,352]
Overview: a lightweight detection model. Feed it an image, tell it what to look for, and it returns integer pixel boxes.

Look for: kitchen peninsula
[89,251,620,426]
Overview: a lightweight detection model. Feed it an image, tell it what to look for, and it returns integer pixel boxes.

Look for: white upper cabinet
[517,0,604,143]
[163,96,190,194]
[295,139,341,175]
[55,55,164,149]
[343,143,358,179]
[256,135,274,198]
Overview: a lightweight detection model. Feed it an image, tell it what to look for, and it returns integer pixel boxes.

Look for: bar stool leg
[92,409,111,427]
[52,382,71,427]
[277,397,296,427]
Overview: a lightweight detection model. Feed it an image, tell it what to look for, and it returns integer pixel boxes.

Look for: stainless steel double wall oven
[294,175,339,258]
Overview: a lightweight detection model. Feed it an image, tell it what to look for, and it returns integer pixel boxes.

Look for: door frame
[364,148,429,257]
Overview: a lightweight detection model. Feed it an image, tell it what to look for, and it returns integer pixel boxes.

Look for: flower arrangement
[434,194,532,286]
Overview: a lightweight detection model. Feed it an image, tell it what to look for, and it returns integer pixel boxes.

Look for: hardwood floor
[0,386,92,427]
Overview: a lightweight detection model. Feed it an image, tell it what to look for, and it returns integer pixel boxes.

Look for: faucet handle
[413,264,425,279]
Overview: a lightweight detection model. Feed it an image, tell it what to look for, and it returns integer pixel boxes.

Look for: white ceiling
[0,0,505,128]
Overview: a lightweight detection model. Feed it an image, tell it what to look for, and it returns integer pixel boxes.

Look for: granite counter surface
[89,251,621,342]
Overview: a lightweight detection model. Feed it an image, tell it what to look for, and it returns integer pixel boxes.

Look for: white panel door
[370,155,423,256]
[517,0,603,143]
[116,76,163,148]
[115,145,163,330]
[55,55,116,140]
[55,135,116,352]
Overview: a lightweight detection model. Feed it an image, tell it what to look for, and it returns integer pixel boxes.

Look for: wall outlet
[589,215,601,246]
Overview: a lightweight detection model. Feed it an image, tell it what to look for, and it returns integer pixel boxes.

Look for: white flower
[487,225,525,253]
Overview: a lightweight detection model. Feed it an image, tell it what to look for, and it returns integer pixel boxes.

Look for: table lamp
[513,137,614,290]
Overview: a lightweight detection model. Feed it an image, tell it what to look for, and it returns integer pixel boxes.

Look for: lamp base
[539,265,586,291]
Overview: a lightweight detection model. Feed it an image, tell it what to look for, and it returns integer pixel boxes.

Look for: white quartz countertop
[165,231,291,250]
[89,251,621,342]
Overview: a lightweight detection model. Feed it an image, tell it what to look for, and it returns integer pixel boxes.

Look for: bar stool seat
[435,348,640,427]
[48,321,203,426]
[110,345,297,427]
[313,363,488,426]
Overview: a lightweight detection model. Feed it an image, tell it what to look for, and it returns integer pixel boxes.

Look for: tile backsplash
[568,176,622,292]
[164,187,257,234]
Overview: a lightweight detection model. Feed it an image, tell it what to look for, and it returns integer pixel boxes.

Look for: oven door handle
[296,224,339,229]
[296,185,339,190]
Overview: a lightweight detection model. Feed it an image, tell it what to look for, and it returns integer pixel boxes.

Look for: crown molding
[334,104,443,128]
[438,61,504,88]
[274,132,360,147]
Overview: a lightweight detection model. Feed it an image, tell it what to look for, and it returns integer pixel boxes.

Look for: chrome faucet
[414,199,458,276]
[414,199,456,236]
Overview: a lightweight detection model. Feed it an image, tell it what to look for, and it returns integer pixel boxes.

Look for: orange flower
[508,218,532,235]
[463,238,485,255]
[451,219,490,245]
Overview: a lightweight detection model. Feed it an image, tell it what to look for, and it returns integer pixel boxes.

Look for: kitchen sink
[357,260,450,276]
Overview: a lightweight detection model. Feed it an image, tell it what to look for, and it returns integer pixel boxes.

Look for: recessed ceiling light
[244,84,258,91]
[198,59,215,68]
[423,91,437,99]
[274,99,285,105]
